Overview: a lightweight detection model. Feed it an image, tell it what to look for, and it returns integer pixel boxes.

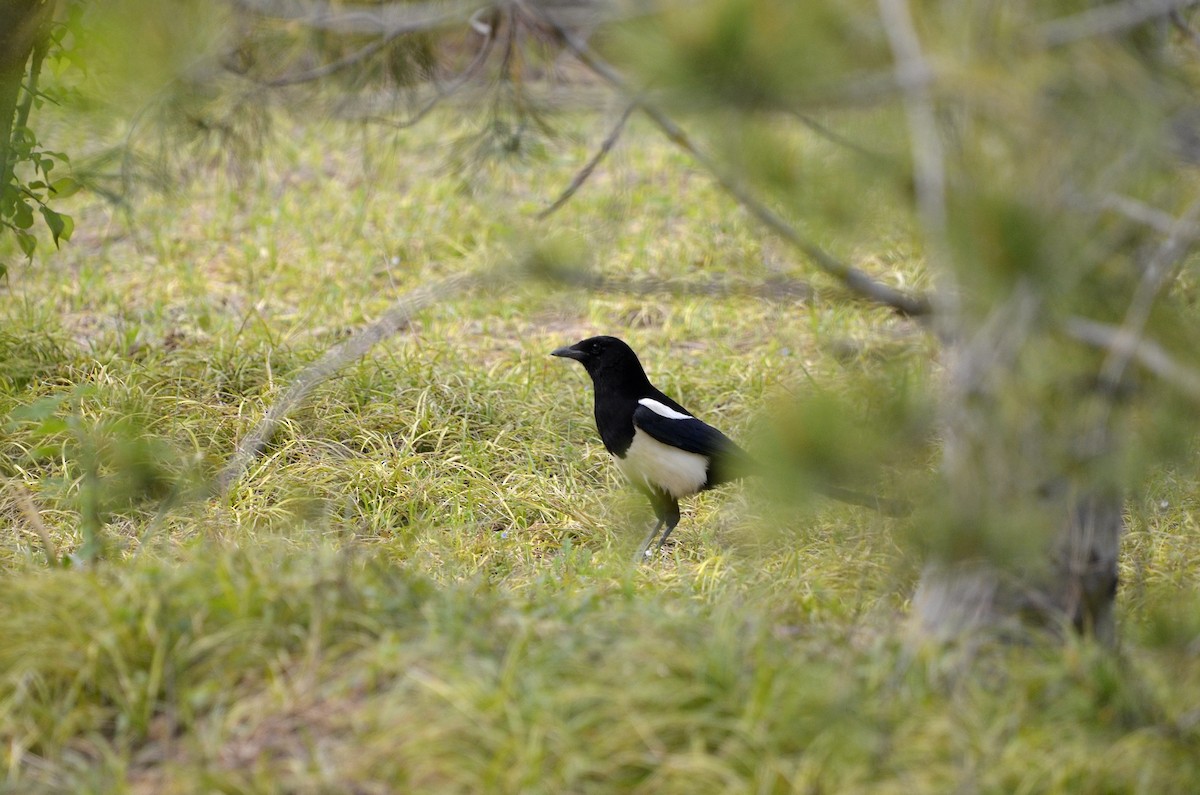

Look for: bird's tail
[816,482,913,518]
[718,446,912,517]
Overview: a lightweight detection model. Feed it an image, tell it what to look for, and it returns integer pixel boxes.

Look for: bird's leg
[633,519,664,563]
[652,517,680,554]
[651,501,682,555]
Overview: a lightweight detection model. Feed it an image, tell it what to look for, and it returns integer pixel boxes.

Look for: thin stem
[529,2,932,317]
[538,101,633,219]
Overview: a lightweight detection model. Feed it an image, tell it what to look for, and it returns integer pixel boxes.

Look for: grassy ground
[1,110,1199,793]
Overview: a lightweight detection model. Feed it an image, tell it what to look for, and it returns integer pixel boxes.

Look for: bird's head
[551,335,646,383]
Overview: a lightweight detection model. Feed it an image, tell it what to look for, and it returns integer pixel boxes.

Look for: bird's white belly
[615,429,709,498]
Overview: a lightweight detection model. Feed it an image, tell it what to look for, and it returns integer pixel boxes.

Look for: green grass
[1,111,1198,793]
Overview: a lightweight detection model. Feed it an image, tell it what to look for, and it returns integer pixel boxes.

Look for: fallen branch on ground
[215,270,483,497]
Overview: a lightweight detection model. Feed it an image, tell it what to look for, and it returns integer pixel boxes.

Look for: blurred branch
[947,280,1042,401]
[806,68,934,109]
[0,0,57,220]
[233,0,638,35]
[253,2,499,88]
[790,112,891,163]
[216,270,483,497]
[878,0,946,239]
[528,2,932,317]
[1100,193,1200,237]
[261,27,415,87]
[1065,317,1200,401]
[1055,201,1200,633]
[1170,8,1200,47]
[538,101,634,218]
[362,16,499,127]
[11,11,49,138]
[1096,198,1200,394]
[1038,0,1199,48]
[532,265,813,303]
[232,0,482,35]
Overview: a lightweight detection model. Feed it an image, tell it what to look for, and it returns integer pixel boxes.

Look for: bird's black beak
[551,345,585,361]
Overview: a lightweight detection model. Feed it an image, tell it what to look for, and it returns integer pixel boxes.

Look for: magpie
[551,335,756,561]
[552,335,911,561]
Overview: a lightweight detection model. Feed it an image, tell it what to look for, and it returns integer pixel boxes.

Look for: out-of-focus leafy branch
[524,1,933,317]
[1,0,78,269]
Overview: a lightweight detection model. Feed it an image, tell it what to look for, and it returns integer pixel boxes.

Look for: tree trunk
[910,284,1123,646]
[910,491,1123,645]
[1052,490,1122,644]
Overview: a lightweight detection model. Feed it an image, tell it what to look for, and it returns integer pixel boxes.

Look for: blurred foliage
[626,0,894,110]
[4,387,199,564]
[0,0,80,268]
[610,0,1200,581]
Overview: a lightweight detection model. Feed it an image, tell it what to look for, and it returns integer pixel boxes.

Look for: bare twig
[262,32,411,87]
[498,2,520,85]
[538,101,634,218]
[258,2,494,89]
[532,267,813,303]
[239,0,492,87]
[1060,197,1200,472]
[360,11,499,128]
[1096,198,1200,393]
[236,0,629,35]
[528,2,932,317]
[1100,193,1200,237]
[1065,316,1200,401]
[790,112,891,163]
[233,0,482,36]
[1039,0,1199,48]
[216,270,483,497]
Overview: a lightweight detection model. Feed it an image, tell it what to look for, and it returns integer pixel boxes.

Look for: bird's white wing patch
[615,428,709,499]
[637,397,692,420]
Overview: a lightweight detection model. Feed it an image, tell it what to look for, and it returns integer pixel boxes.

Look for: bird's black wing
[632,404,754,486]
[632,404,730,456]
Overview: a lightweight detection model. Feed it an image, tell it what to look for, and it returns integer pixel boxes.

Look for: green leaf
[15,229,36,257]
[13,200,34,229]
[0,183,17,214]
[51,177,81,198]
[41,207,66,244]
[40,207,73,248]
